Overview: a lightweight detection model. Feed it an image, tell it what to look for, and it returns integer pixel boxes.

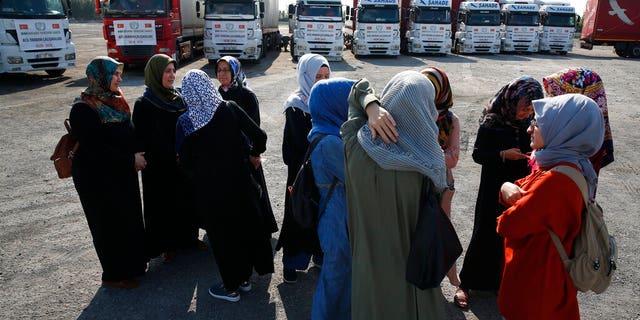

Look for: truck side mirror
[196,1,200,18]
[94,0,101,15]
[65,0,73,16]
[288,4,294,15]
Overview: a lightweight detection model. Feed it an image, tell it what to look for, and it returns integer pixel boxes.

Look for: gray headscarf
[282,53,330,114]
[532,94,604,199]
[357,71,447,191]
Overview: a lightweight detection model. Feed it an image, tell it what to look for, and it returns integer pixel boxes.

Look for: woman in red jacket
[497,94,605,319]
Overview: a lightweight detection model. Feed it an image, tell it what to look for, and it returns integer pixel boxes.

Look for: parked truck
[451,0,501,54]
[499,0,539,53]
[400,0,452,54]
[536,0,575,55]
[0,0,76,76]
[581,0,640,58]
[287,0,344,61]
[345,0,401,57]
[95,0,204,66]
[204,0,279,62]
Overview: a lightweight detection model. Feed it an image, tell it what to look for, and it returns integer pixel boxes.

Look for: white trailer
[203,0,279,62]
[345,0,401,57]
[402,0,452,54]
[499,0,540,52]
[287,0,344,61]
[535,0,574,55]
[453,0,501,54]
[0,0,76,76]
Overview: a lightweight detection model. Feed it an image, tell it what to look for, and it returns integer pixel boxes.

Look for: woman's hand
[134,152,147,171]
[500,148,529,161]
[500,182,526,206]
[365,101,398,144]
[249,155,262,170]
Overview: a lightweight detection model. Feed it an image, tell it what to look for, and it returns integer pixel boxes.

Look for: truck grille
[120,45,155,57]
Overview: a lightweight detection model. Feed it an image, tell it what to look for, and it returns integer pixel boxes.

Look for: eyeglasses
[530,118,539,129]
[217,68,231,73]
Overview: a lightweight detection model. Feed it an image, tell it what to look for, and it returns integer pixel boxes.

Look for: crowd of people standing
[69,54,613,319]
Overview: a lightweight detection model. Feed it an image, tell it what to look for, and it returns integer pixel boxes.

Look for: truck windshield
[505,12,539,26]
[466,11,500,26]
[105,0,167,15]
[298,4,341,18]
[0,0,66,18]
[542,13,575,27]
[206,2,255,16]
[358,7,399,23]
[415,8,450,24]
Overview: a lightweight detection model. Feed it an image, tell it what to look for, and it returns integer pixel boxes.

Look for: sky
[278,0,587,15]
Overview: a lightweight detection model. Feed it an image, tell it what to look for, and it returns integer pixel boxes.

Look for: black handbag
[406,177,463,290]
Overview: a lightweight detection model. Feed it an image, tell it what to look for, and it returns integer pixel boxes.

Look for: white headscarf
[282,53,330,114]
[357,71,447,191]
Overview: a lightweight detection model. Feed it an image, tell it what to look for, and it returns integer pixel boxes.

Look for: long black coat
[178,101,273,291]
[132,97,198,258]
[219,86,277,233]
[459,122,532,291]
[70,102,147,282]
[276,106,321,255]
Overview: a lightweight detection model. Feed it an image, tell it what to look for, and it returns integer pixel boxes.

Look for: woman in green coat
[341,71,447,319]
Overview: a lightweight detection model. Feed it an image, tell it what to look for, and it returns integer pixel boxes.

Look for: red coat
[496,163,583,320]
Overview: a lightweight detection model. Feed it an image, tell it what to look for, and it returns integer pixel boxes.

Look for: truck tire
[628,43,640,58]
[45,69,65,77]
[290,38,298,62]
[615,48,627,57]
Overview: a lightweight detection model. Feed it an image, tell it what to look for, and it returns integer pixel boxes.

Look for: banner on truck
[14,19,66,51]
[113,20,157,46]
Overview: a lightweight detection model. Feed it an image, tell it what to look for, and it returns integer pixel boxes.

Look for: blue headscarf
[217,56,248,89]
[308,77,355,142]
[532,94,604,199]
[175,69,224,151]
[283,53,330,114]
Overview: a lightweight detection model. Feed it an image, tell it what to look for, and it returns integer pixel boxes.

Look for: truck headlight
[247,29,255,38]
[204,29,212,40]
[65,53,75,60]
[356,30,365,40]
[393,30,399,37]
[296,29,305,38]
[413,30,420,38]
[335,30,342,40]
[466,31,473,40]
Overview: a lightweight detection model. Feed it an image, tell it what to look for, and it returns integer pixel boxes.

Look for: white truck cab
[499,0,540,53]
[403,0,452,54]
[453,0,501,54]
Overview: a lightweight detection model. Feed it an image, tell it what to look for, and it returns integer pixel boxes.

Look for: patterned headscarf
[480,76,543,128]
[357,71,447,191]
[142,54,185,112]
[532,94,604,199]
[308,77,355,142]
[175,70,224,151]
[217,56,247,90]
[283,53,330,114]
[421,66,454,149]
[542,67,613,168]
[76,56,131,123]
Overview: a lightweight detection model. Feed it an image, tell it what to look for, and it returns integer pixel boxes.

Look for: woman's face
[528,118,544,149]
[217,61,233,87]
[515,98,534,120]
[162,63,176,89]
[315,66,330,83]
[109,70,122,92]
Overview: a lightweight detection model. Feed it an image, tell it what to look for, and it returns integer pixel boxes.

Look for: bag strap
[303,134,327,163]
[318,177,339,219]
[63,118,80,155]
[547,165,589,268]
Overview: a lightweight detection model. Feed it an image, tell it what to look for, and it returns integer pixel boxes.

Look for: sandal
[453,287,469,309]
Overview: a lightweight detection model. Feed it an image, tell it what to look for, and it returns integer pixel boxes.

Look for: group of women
[70,53,613,319]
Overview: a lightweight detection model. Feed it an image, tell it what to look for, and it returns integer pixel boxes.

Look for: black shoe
[283,269,298,284]
[239,280,252,292]
[208,283,240,302]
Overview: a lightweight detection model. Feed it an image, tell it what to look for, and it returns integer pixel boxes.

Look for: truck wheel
[45,69,65,77]
[173,50,181,67]
[453,40,459,54]
[290,38,296,61]
[628,43,640,58]
[615,48,627,57]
